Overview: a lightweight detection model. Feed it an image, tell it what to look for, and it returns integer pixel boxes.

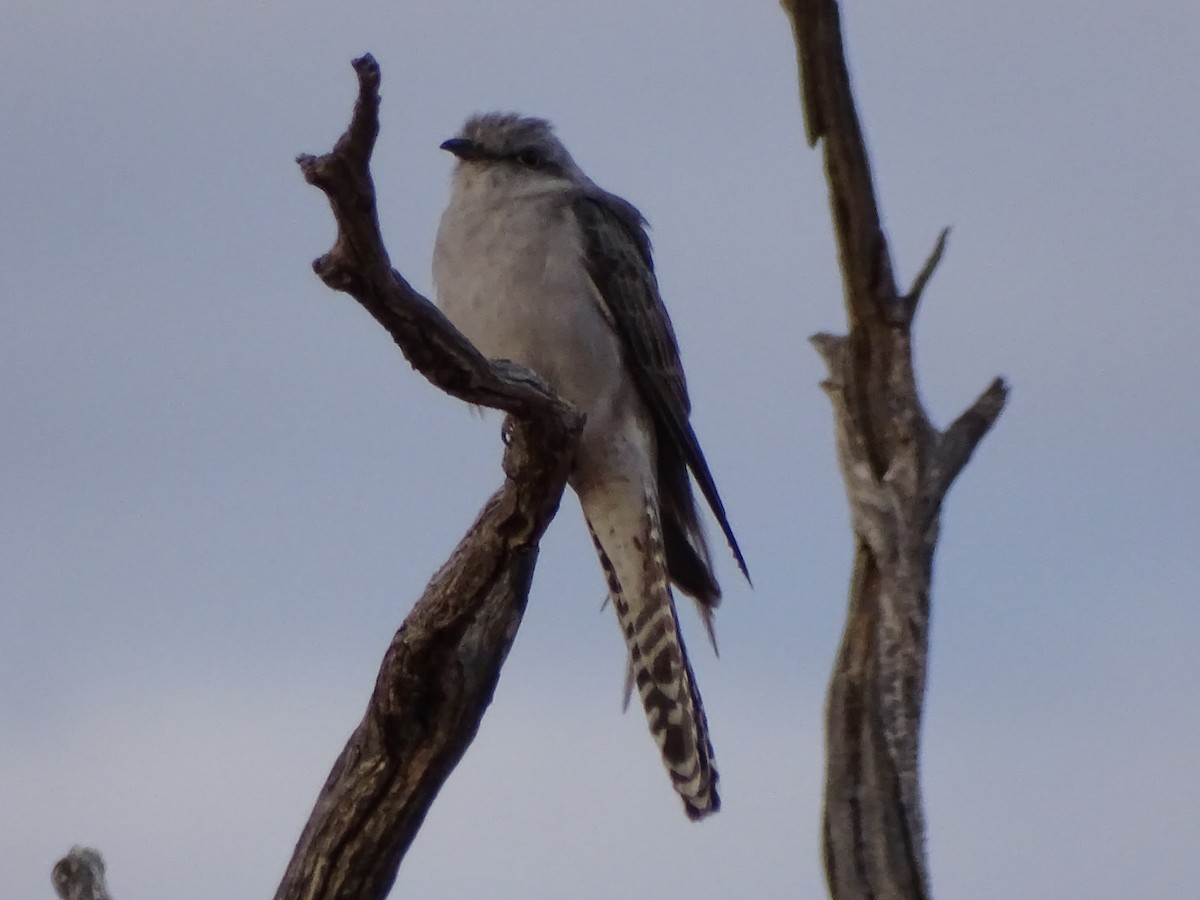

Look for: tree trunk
[779,3,1007,898]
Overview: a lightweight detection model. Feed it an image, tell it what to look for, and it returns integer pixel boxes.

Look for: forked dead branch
[278,55,582,900]
[781,2,1007,899]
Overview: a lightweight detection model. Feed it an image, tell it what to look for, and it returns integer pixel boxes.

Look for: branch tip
[903,227,950,317]
[937,376,1008,493]
[352,53,381,83]
[326,53,382,169]
[959,376,1008,431]
[810,331,846,374]
[296,152,349,198]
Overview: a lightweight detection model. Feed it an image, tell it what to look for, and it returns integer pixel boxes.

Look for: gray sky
[3,2,1198,898]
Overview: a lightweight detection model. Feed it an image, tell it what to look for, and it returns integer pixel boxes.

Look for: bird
[432,112,748,820]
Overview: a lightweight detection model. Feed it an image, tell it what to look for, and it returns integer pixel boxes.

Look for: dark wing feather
[572,189,750,588]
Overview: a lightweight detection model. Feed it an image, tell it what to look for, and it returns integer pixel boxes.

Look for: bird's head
[440,112,579,182]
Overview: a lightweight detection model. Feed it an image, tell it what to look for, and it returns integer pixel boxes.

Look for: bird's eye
[516,149,543,168]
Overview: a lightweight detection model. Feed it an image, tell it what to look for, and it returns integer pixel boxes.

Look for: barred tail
[585,487,719,819]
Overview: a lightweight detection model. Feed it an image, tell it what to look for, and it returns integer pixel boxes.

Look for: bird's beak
[440,137,484,161]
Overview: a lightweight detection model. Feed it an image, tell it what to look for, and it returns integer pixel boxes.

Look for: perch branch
[274,55,582,900]
[780,3,1008,899]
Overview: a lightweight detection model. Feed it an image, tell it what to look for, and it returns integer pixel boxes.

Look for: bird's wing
[572,188,749,582]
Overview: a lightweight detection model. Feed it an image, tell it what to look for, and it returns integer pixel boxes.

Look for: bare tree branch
[272,55,583,900]
[780,4,1008,898]
[935,377,1008,499]
[901,228,950,324]
[52,847,112,900]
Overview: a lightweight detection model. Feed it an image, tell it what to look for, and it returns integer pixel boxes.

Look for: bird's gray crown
[442,112,577,176]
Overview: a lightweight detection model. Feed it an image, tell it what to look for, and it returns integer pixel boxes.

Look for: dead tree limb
[779,4,1007,899]
[51,847,112,900]
[274,55,583,900]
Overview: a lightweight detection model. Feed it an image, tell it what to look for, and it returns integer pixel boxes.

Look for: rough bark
[51,848,112,900]
[272,56,582,900]
[778,4,1007,899]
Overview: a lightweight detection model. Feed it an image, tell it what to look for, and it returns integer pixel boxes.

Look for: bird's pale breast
[433,180,628,431]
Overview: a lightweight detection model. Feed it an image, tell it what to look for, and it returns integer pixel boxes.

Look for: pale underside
[433,158,719,817]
